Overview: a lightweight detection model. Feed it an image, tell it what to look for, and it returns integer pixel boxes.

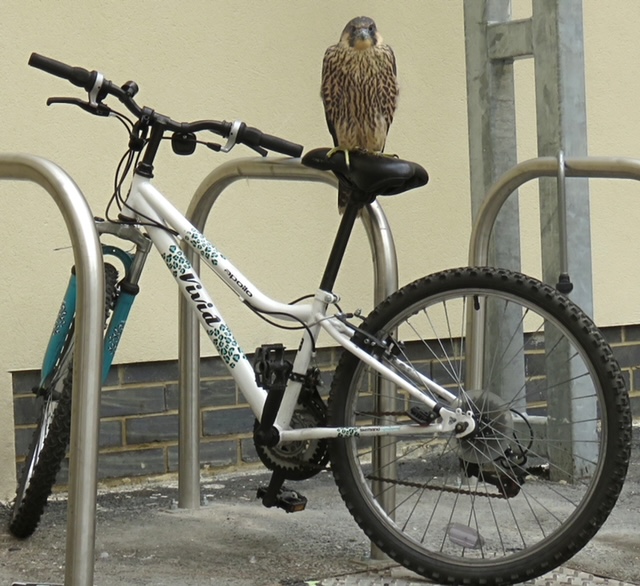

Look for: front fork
[40,272,77,388]
[39,219,152,388]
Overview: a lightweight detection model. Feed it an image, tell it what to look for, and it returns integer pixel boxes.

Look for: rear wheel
[329,267,631,585]
[9,263,119,538]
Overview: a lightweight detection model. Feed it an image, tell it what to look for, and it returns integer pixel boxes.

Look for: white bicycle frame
[124,173,476,443]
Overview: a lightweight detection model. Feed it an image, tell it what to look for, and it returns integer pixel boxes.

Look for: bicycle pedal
[256,485,307,513]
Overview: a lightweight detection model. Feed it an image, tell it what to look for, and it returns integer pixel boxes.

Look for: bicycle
[9,53,632,586]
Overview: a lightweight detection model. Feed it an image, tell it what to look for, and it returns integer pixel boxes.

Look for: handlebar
[28,52,304,158]
[29,53,100,92]
[235,124,304,159]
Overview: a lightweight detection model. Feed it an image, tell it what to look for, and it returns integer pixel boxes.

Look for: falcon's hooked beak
[352,27,374,51]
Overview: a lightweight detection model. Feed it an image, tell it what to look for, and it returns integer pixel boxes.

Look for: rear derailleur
[461,448,529,499]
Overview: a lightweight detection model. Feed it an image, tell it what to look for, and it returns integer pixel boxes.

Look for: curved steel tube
[179,157,399,509]
[0,154,104,586]
[467,154,640,392]
[469,155,640,266]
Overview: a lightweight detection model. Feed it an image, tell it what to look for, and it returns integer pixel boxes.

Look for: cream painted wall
[0,1,638,499]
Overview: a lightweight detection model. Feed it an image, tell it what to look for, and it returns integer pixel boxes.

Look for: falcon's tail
[338,184,352,214]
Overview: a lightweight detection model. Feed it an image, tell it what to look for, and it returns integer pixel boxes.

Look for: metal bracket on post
[0,154,104,586]
[555,150,574,294]
[178,156,399,561]
[464,0,591,305]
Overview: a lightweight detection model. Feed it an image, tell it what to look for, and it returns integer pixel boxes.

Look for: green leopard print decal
[106,322,125,355]
[161,245,191,277]
[207,324,245,369]
[184,229,225,265]
[52,301,69,336]
[169,232,241,368]
[337,428,361,438]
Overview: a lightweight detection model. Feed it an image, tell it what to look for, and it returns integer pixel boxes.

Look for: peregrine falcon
[321,16,399,212]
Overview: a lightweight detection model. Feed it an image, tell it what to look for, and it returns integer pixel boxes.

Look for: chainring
[253,392,329,481]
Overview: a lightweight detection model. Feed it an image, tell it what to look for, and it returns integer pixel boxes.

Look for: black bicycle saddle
[301,147,428,199]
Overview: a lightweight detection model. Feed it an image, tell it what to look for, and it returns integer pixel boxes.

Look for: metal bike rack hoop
[0,154,105,586]
[178,156,399,510]
[469,155,640,267]
[467,154,640,396]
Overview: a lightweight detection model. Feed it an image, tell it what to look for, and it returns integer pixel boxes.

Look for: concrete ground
[1,428,638,586]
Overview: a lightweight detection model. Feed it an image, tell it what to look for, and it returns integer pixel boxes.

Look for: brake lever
[46,97,111,117]
[218,120,267,157]
[248,144,268,157]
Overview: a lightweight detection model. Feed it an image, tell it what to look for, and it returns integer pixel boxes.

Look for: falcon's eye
[368,25,375,33]
[350,25,356,34]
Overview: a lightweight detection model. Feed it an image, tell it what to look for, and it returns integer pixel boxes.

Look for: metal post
[531,1,594,476]
[178,157,399,509]
[464,0,526,408]
[463,0,522,271]
[0,154,104,586]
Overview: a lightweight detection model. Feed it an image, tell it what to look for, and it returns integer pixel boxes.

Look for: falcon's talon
[326,146,352,169]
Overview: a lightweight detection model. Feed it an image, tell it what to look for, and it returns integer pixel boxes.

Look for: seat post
[319,199,362,292]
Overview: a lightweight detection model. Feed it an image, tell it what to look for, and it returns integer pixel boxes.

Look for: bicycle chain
[360,410,510,499]
[366,474,508,499]
[329,411,526,498]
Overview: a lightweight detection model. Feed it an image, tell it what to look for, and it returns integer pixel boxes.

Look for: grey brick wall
[11,347,338,485]
[11,325,640,487]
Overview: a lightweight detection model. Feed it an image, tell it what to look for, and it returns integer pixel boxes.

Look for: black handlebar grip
[259,132,303,158]
[238,124,303,158]
[28,53,96,92]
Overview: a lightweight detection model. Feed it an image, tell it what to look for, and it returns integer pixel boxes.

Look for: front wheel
[328,267,631,585]
[9,263,119,539]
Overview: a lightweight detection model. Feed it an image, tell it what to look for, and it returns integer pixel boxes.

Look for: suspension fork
[40,220,152,388]
[96,220,152,381]
[40,269,78,388]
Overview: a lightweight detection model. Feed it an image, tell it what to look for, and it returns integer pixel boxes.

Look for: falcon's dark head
[339,16,381,51]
